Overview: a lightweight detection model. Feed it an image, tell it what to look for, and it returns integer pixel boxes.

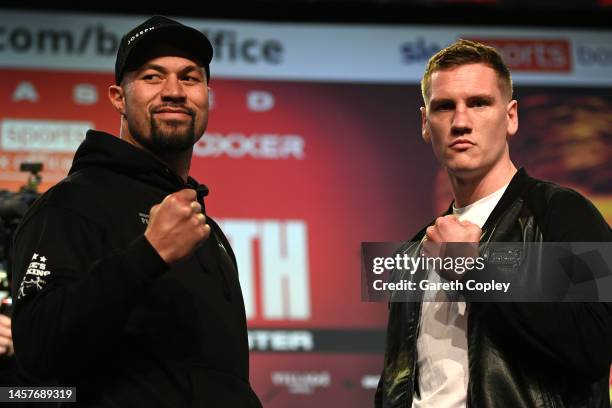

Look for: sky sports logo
[466,38,572,72]
[400,37,573,73]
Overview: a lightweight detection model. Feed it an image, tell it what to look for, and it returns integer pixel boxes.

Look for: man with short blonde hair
[421,39,513,103]
[376,39,611,408]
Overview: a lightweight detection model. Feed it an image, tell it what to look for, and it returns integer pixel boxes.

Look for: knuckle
[180,206,192,218]
[203,226,211,239]
[182,188,196,200]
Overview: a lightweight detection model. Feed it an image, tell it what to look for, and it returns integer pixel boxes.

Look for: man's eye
[143,74,161,80]
[470,99,490,108]
[182,76,201,83]
[434,103,453,111]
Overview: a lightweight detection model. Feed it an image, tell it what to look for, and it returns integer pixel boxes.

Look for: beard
[129,114,197,156]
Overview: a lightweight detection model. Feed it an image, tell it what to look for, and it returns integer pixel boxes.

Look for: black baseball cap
[115,15,213,84]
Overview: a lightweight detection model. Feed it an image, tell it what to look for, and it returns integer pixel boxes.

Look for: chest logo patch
[18,253,51,299]
[139,212,150,225]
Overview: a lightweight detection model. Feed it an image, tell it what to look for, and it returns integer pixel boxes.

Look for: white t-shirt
[412,183,508,408]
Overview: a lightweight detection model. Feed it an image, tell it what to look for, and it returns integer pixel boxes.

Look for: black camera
[0,162,43,316]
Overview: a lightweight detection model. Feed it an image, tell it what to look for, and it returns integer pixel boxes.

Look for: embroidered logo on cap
[127,26,156,46]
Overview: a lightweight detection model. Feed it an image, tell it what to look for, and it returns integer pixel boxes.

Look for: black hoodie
[11,130,262,407]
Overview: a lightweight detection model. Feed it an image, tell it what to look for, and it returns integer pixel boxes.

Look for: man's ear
[108,85,126,116]
[420,106,430,143]
[506,99,518,139]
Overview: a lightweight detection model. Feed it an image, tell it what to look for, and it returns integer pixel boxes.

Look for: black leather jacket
[375,168,612,408]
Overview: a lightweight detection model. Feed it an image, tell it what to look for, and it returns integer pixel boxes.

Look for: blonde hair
[421,39,513,103]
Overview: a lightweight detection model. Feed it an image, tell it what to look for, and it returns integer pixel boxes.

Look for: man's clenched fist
[425,215,481,244]
[424,215,482,280]
[144,189,211,264]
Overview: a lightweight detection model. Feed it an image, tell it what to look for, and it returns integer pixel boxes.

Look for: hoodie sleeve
[11,204,168,380]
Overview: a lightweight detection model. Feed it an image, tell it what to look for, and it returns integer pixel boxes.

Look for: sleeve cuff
[124,235,169,279]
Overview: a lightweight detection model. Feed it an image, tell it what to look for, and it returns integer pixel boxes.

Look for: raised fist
[144,189,211,264]
[423,215,481,280]
[425,215,482,244]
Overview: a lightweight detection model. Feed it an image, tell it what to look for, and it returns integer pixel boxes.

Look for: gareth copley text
[373,278,511,293]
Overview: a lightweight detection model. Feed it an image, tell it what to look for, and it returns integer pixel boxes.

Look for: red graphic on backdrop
[467,38,572,72]
[3,67,611,407]
[1,67,438,406]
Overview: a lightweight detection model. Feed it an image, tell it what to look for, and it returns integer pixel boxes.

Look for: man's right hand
[144,189,211,264]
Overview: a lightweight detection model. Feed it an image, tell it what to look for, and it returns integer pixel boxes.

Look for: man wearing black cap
[11,16,262,407]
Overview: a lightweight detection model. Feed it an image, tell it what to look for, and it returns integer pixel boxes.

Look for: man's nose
[160,75,186,101]
[451,105,472,135]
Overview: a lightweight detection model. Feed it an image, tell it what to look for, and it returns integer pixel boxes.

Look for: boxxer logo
[193,133,305,160]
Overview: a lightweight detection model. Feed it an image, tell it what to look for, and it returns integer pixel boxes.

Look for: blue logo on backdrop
[400,38,444,64]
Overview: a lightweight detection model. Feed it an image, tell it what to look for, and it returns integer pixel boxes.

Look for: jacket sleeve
[482,189,612,379]
[11,204,168,380]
